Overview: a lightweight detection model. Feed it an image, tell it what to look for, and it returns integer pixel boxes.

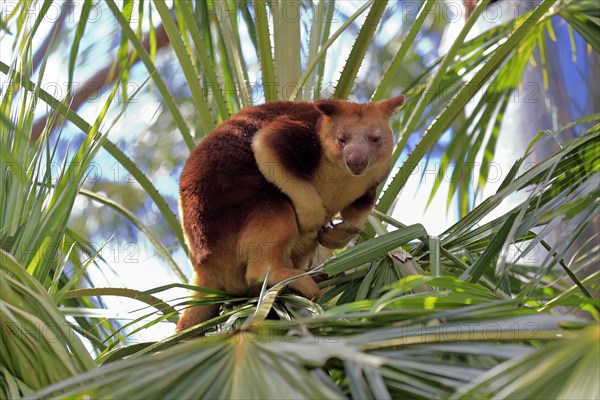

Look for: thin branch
[31,1,73,73]
[31,23,169,142]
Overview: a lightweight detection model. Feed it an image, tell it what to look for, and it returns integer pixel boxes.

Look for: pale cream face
[320,108,394,176]
[316,95,405,176]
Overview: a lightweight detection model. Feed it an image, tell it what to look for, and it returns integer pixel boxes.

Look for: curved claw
[317,221,360,249]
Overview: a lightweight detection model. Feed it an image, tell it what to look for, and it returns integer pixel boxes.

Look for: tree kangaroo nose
[345,151,368,175]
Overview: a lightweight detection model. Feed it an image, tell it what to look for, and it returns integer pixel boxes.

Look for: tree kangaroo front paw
[317,221,360,249]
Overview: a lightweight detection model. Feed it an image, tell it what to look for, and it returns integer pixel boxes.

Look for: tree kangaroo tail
[176,272,221,333]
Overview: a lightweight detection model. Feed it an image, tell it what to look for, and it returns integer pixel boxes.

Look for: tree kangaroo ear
[315,99,343,117]
[376,94,406,117]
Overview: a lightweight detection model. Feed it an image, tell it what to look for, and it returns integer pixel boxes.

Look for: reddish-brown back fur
[179,102,321,264]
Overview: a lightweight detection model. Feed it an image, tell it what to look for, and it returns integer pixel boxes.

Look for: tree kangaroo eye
[338,137,347,146]
[370,136,381,144]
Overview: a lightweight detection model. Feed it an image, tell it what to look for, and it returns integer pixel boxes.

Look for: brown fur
[176,96,405,332]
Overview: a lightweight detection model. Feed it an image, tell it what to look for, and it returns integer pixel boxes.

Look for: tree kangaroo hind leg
[240,200,321,301]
